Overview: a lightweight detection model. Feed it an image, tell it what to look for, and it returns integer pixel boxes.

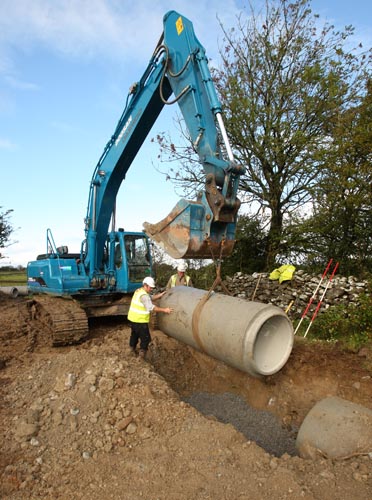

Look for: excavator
[26,10,245,345]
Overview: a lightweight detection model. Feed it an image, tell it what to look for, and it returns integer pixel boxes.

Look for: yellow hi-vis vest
[170,274,191,287]
[128,288,150,323]
[269,264,296,283]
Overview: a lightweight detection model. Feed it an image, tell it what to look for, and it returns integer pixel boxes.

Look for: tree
[0,207,14,259]
[222,214,267,276]
[285,80,372,275]
[156,0,372,269]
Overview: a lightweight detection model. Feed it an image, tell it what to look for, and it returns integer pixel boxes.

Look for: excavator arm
[85,10,244,273]
[143,11,245,258]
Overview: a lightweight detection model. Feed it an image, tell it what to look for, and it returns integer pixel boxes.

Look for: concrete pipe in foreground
[296,396,372,459]
[158,287,294,377]
[0,286,28,298]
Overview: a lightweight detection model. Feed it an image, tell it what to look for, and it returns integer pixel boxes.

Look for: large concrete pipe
[0,286,28,298]
[296,396,372,459]
[157,287,294,377]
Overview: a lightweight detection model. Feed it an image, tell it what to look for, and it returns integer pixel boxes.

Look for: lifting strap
[191,240,232,352]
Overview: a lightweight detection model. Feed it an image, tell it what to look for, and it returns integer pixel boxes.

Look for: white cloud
[4,75,40,91]
[0,0,241,64]
[0,138,17,151]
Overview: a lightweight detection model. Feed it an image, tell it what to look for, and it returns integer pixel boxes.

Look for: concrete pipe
[0,286,28,298]
[158,287,294,377]
[296,396,372,459]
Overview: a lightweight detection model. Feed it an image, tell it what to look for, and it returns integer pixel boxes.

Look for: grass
[0,270,27,286]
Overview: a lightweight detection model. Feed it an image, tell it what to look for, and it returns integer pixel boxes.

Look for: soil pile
[0,293,371,499]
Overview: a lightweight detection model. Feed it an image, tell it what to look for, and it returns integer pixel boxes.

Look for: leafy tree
[156,0,372,270]
[215,0,371,268]
[222,214,267,276]
[0,208,14,259]
[283,80,372,276]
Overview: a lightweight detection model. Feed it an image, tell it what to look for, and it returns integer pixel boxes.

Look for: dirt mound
[0,293,371,499]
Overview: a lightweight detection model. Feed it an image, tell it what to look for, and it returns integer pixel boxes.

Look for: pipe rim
[246,314,294,376]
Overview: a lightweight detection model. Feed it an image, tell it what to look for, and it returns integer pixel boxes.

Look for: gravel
[184,392,298,457]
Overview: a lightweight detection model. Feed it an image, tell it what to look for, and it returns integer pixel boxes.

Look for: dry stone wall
[223,270,370,319]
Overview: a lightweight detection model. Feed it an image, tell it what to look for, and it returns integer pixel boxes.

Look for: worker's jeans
[129,322,151,351]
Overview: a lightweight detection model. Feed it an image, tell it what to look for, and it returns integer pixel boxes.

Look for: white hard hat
[143,277,156,288]
[177,262,187,272]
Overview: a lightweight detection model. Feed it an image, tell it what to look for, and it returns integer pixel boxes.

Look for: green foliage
[287,80,372,276]
[222,215,267,275]
[152,260,216,290]
[190,263,217,290]
[150,241,221,290]
[152,262,173,288]
[304,294,372,351]
[0,207,14,258]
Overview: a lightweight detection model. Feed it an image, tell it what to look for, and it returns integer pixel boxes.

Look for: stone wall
[223,270,370,319]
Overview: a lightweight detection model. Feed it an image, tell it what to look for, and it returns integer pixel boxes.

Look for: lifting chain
[207,239,233,297]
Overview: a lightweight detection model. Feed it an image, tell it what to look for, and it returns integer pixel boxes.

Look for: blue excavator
[26,11,245,345]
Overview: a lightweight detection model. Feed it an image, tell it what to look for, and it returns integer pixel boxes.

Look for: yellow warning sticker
[176,16,184,35]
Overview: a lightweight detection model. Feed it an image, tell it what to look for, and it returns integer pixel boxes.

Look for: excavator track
[26,295,89,347]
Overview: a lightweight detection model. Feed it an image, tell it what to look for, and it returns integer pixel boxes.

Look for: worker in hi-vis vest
[166,262,193,290]
[128,277,172,359]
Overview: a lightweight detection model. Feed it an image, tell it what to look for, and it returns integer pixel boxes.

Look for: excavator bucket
[143,199,235,259]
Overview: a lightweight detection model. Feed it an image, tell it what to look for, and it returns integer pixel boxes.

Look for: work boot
[130,347,137,357]
[139,349,147,360]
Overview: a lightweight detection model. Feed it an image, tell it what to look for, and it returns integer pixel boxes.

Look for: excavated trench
[183,392,298,457]
[149,331,299,458]
[3,293,370,464]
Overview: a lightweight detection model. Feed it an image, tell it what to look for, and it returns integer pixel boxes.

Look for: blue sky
[1,0,371,267]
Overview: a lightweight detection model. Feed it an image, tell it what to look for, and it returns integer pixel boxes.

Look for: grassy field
[0,270,27,286]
